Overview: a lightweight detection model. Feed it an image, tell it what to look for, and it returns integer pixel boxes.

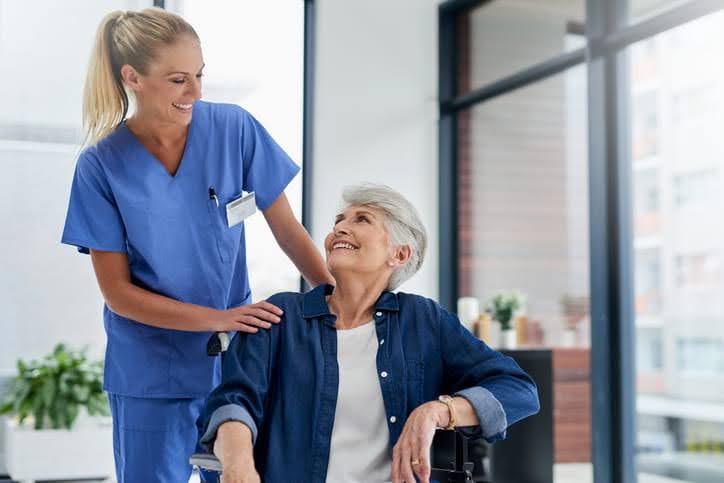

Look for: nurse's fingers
[235,324,259,334]
[254,301,284,316]
[244,307,282,323]
[237,315,273,330]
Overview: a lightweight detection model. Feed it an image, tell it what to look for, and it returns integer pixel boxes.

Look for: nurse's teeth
[173,103,192,109]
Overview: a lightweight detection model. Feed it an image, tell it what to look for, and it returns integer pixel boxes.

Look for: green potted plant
[485,291,525,349]
[0,344,114,481]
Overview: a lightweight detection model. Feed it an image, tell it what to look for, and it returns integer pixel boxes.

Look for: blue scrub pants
[109,394,214,483]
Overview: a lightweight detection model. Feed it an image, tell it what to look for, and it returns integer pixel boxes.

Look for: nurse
[61,8,332,483]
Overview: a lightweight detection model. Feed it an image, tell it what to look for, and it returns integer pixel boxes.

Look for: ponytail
[82,11,128,147]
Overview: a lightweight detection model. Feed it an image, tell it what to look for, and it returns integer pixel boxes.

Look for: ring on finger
[411,459,421,465]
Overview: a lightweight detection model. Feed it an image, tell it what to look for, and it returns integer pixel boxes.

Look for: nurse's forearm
[214,421,256,472]
[90,250,226,332]
[263,193,334,287]
[109,282,226,331]
[281,223,335,287]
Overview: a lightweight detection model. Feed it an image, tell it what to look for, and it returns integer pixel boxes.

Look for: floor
[36,465,695,483]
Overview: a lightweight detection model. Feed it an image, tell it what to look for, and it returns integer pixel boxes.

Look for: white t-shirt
[326,321,392,483]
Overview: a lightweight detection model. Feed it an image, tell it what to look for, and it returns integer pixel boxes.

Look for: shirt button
[376,311,382,317]
[380,371,388,378]
[389,416,397,423]
[379,339,385,345]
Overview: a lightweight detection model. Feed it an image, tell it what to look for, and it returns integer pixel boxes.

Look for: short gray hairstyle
[342,183,427,291]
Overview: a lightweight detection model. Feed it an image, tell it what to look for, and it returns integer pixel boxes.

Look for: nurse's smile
[172,102,193,112]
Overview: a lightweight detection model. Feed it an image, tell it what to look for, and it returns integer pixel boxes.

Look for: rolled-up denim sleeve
[437,304,540,442]
[196,309,280,452]
[454,386,508,439]
[199,403,259,448]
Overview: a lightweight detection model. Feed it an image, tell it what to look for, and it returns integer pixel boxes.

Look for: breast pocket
[406,360,425,409]
[206,193,243,263]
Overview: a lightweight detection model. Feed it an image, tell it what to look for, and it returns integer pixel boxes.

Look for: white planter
[499,329,517,349]
[3,414,114,482]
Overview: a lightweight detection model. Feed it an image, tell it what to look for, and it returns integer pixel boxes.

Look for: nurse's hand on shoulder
[216,301,284,333]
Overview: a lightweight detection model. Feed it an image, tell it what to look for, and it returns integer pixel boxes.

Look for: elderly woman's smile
[331,241,358,250]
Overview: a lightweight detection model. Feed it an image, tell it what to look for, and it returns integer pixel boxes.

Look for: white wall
[311,0,441,299]
[0,1,142,377]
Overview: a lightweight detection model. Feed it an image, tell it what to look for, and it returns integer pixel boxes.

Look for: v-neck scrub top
[61,101,300,398]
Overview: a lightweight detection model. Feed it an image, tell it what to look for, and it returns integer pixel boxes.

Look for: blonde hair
[82,8,198,147]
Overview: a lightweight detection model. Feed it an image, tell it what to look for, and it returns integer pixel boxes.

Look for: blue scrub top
[61,101,300,398]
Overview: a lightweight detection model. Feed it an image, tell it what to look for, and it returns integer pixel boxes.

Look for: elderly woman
[197,184,539,483]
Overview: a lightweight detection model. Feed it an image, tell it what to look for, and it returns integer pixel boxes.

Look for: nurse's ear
[120,64,142,93]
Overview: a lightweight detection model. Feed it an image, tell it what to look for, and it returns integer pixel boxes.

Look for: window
[457,66,590,350]
[168,0,305,300]
[0,0,146,376]
[632,90,659,160]
[629,0,694,23]
[672,169,719,208]
[674,253,721,287]
[441,1,724,481]
[635,248,662,315]
[458,0,584,94]
[630,10,724,480]
[676,338,724,374]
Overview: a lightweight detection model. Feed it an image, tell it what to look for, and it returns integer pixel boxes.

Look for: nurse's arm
[263,193,335,287]
[89,250,279,332]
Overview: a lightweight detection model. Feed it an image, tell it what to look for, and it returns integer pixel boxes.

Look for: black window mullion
[444,48,586,115]
[300,0,315,292]
[587,0,637,482]
[438,4,459,311]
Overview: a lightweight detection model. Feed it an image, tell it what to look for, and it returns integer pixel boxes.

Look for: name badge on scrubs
[226,192,256,227]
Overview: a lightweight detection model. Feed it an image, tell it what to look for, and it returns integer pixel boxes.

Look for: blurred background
[1,0,723,482]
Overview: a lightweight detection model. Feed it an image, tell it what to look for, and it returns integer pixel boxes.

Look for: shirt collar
[301,283,400,319]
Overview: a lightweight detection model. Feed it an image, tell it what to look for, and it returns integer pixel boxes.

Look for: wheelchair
[197,335,490,482]
[190,425,487,482]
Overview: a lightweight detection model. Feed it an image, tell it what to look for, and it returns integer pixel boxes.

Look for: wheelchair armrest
[189,452,223,472]
[431,426,485,482]
[206,332,231,356]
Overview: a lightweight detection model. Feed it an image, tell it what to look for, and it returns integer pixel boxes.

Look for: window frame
[438,1,724,482]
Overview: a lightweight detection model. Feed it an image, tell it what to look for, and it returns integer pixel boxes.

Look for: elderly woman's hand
[219,464,260,483]
[391,400,449,483]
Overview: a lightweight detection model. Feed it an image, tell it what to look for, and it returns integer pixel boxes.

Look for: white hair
[342,183,427,291]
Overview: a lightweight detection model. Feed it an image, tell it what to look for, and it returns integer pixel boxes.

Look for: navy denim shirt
[198,285,539,482]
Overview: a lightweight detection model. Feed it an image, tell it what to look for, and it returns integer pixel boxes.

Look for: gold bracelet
[438,395,456,430]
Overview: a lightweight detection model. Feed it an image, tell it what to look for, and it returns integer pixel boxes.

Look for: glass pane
[0,0,151,362]
[630,9,724,483]
[457,65,591,482]
[456,0,585,95]
[0,0,150,476]
[0,0,148,143]
[169,0,304,300]
[629,0,693,24]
